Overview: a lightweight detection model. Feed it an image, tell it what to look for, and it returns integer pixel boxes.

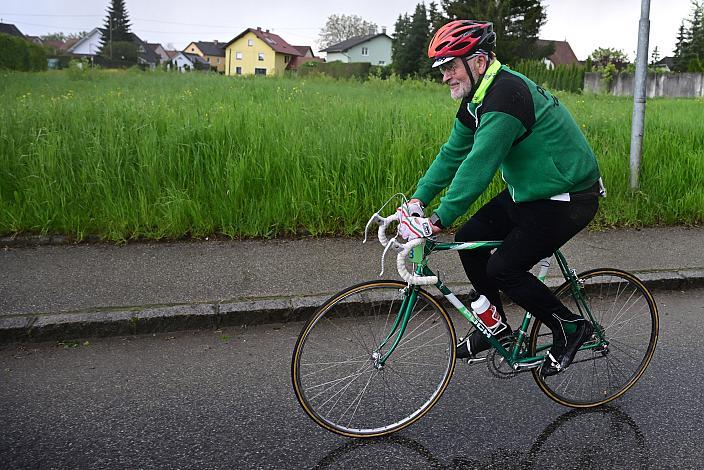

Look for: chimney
[257,26,261,31]
[266,29,270,33]
[382,26,387,35]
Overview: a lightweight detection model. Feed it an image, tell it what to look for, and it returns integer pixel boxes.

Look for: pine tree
[99,0,134,58]
[673,22,688,71]
[407,3,432,78]
[392,14,413,77]
[440,0,549,64]
[650,46,660,65]
[689,2,704,71]
[674,1,704,72]
[392,4,433,78]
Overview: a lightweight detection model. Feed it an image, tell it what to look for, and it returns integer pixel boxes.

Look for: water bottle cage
[483,320,508,336]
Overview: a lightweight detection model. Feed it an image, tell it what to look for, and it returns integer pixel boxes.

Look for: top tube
[426,239,502,253]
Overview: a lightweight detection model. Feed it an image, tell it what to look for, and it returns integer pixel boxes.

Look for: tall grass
[0,70,702,241]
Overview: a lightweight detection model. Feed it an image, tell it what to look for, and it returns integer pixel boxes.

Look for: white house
[165,51,209,71]
[320,30,392,66]
[67,27,159,67]
[67,27,102,56]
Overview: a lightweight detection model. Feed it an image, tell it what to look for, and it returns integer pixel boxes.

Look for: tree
[440,0,551,64]
[392,4,435,78]
[40,31,89,42]
[99,0,134,59]
[318,14,378,49]
[674,1,704,71]
[588,47,630,70]
[650,46,660,65]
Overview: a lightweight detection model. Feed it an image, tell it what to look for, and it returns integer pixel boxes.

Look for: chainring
[487,333,529,379]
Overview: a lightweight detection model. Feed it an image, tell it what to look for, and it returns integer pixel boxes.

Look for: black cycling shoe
[456,325,513,359]
[540,319,594,377]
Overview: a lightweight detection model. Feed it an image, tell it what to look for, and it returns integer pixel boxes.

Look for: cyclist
[406,20,604,377]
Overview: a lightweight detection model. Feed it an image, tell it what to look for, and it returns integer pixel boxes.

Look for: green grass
[0,69,702,242]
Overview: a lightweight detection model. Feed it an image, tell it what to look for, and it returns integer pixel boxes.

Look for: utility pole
[629,0,651,191]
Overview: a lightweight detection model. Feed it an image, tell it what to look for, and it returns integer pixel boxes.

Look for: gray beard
[450,80,472,100]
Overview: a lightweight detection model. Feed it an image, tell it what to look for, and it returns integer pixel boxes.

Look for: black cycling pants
[455,189,599,333]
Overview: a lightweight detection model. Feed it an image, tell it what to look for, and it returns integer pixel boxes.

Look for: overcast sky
[0,0,694,60]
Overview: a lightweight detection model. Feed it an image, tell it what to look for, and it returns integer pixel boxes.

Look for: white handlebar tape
[396,239,438,285]
[377,213,397,247]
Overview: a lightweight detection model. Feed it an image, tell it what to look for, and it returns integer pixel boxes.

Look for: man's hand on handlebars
[396,202,442,241]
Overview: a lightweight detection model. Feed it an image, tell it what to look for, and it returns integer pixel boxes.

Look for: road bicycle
[291,198,659,438]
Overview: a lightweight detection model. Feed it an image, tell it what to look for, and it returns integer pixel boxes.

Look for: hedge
[513,60,586,93]
[298,61,371,79]
[0,33,47,71]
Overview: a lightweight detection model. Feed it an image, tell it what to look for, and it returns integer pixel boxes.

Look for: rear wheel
[291,280,456,438]
[530,269,658,407]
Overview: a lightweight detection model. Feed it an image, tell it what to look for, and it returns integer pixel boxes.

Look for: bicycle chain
[487,333,529,380]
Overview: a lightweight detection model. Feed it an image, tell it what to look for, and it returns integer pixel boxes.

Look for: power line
[0,12,321,31]
[0,13,100,17]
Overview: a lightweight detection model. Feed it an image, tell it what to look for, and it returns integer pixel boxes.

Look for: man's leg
[485,197,599,373]
[454,190,515,358]
[455,190,515,317]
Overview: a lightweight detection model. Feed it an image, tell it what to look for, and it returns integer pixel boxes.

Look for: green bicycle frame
[375,238,606,368]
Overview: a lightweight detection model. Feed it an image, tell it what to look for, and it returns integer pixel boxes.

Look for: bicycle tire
[530,268,659,407]
[291,280,456,438]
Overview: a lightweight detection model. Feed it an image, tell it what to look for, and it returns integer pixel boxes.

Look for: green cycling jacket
[412,61,601,227]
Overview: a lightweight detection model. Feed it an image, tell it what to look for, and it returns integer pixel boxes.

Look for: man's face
[440,55,487,100]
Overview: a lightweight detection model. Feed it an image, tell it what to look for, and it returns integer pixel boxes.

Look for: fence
[584,72,704,97]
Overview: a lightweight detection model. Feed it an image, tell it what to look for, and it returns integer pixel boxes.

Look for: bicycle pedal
[466,357,487,365]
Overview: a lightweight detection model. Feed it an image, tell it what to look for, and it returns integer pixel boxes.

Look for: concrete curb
[2,269,703,344]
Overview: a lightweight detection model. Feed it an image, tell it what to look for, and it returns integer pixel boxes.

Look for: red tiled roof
[288,55,324,70]
[536,39,579,65]
[225,28,302,56]
[292,45,313,57]
[62,37,80,51]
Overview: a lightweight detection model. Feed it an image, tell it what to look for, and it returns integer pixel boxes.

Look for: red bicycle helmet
[428,20,496,67]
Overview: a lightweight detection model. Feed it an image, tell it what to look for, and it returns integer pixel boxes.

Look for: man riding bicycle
[405,20,604,377]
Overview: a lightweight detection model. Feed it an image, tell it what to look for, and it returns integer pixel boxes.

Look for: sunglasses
[438,53,487,75]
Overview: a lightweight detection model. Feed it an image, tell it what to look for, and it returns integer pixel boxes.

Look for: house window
[361,47,369,56]
[236,52,243,60]
[248,39,254,46]
[236,66,242,75]
[255,68,266,75]
[258,53,265,61]
[216,58,220,64]
[284,55,289,63]
[378,61,385,65]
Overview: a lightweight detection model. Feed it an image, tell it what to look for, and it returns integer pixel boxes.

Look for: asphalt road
[1,287,703,469]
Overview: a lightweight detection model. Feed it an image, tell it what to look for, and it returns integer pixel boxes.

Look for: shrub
[299,61,371,80]
[512,60,586,93]
[0,33,47,71]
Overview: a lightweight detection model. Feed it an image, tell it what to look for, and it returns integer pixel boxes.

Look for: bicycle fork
[372,287,418,369]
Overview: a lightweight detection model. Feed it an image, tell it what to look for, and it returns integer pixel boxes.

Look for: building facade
[224,27,301,76]
[321,33,392,66]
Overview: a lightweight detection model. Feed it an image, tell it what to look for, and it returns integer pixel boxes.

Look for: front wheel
[530,269,659,407]
[291,280,456,438]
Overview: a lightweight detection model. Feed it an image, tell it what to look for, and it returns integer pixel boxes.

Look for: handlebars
[363,211,439,286]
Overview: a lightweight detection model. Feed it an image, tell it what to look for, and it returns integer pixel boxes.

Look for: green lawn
[1,69,702,242]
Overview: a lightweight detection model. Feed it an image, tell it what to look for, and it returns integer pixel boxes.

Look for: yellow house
[224,27,302,76]
[183,41,226,73]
